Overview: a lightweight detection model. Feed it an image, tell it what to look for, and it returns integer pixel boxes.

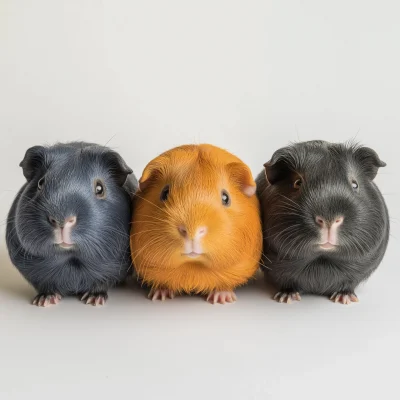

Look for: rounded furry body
[131,144,262,301]
[256,140,389,303]
[6,142,137,305]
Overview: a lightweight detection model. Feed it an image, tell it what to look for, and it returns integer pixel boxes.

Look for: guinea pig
[256,140,389,304]
[131,144,262,304]
[6,142,137,306]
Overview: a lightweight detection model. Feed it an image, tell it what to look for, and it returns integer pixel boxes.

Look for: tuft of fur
[6,142,138,300]
[256,140,389,297]
[131,144,263,294]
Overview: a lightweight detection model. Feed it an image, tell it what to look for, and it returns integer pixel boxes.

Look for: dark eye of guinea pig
[94,180,106,199]
[221,190,231,206]
[293,178,302,189]
[352,180,359,190]
[37,177,45,191]
[160,185,170,202]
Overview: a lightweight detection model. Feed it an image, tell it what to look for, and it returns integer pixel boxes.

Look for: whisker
[133,193,173,218]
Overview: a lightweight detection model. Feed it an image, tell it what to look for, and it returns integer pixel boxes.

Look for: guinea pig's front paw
[273,291,301,304]
[32,293,62,307]
[148,288,175,301]
[206,291,237,305]
[80,292,108,306]
[330,291,359,305]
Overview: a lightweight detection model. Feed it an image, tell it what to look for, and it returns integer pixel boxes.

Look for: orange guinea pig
[130,144,262,304]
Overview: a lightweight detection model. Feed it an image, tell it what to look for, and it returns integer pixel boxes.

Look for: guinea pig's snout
[49,216,77,247]
[315,216,344,248]
[178,225,207,257]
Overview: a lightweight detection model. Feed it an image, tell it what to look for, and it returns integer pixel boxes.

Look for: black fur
[256,140,389,299]
[6,142,138,303]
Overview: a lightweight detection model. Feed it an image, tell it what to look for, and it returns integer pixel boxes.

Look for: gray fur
[256,140,389,298]
[6,142,138,302]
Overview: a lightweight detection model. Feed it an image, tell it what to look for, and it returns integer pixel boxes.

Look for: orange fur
[130,144,262,294]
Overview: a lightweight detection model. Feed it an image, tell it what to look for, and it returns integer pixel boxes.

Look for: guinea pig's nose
[178,225,207,239]
[315,216,326,228]
[48,216,59,227]
[64,216,77,229]
[316,216,344,228]
[178,225,188,238]
[331,216,344,228]
[195,227,207,238]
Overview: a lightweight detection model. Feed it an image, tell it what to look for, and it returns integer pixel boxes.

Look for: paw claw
[149,288,175,301]
[330,292,358,305]
[293,292,301,301]
[32,293,61,307]
[82,293,107,306]
[274,291,301,304]
[207,291,236,305]
[350,294,359,302]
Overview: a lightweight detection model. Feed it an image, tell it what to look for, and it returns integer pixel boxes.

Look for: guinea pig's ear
[138,159,164,192]
[19,146,47,181]
[226,162,257,197]
[263,159,291,185]
[263,147,294,185]
[354,147,386,180]
[103,151,133,186]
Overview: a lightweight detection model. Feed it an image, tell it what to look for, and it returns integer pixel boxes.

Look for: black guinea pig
[6,142,138,307]
[256,140,389,304]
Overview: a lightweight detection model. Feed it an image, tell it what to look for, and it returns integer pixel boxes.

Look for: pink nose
[48,216,58,227]
[196,227,207,238]
[178,225,187,237]
[315,216,344,228]
[178,225,207,239]
[64,216,77,228]
[49,216,77,228]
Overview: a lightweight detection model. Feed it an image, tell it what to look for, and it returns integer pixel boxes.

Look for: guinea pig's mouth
[319,242,337,250]
[182,252,203,258]
[56,242,75,250]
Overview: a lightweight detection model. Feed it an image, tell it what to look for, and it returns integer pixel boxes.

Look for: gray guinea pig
[256,140,389,304]
[6,142,138,306]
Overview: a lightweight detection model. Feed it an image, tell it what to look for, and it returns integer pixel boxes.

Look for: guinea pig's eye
[94,180,106,199]
[37,177,45,191]
[352,180,359,190]
[221,190,231,207]
[293,178,302,189]
[160,185,170,202]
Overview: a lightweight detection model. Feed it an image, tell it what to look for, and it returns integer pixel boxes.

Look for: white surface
[0,1,399,399]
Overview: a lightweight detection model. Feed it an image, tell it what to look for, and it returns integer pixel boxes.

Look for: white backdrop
[0,1,399,400]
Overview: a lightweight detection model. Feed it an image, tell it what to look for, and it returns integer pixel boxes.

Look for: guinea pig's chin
[175,253,211,268]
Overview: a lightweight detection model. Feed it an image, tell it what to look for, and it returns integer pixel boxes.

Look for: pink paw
[32,293,62,307]
[330,292,359,305]
[81,292,108,306]
[273,291,301,304]
[149,288,175,301]
[207,291,237,304]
